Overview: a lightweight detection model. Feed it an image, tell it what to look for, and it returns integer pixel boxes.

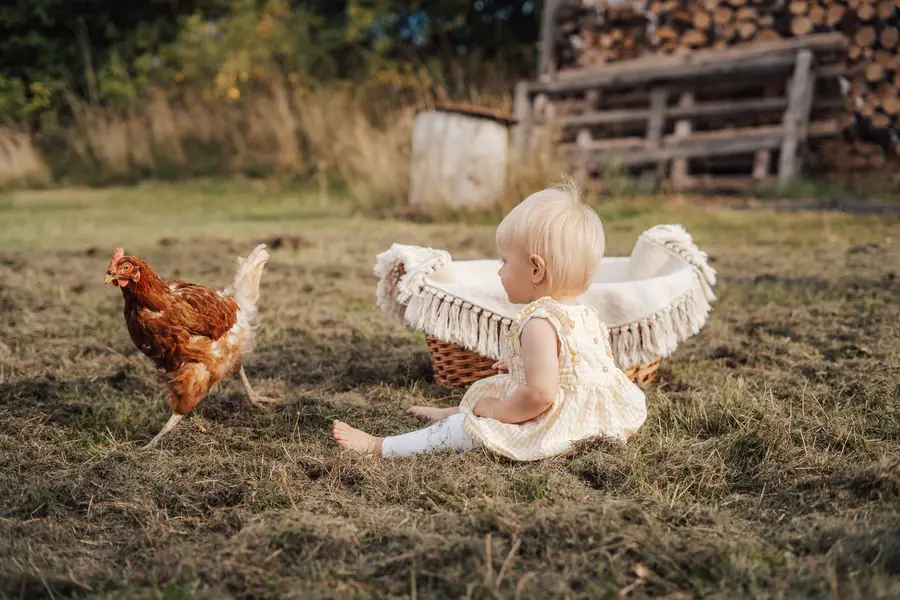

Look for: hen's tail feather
[226,243,270,319]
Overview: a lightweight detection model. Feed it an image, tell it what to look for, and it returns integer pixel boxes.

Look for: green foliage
[160,0,347,100]
[346,0,541,90]
[0,0,229,104]
[0,75,53,123]
[0,0,543,117]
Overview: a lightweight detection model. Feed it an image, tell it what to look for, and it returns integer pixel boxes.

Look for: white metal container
[408,107,512,210]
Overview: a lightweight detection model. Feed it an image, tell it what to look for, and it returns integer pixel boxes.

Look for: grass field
[1,181,898,599]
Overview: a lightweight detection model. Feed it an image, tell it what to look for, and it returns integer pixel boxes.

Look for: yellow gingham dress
[458,297,648,461]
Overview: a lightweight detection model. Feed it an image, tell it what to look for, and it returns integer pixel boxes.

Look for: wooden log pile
[559,2,654,65]
[555,0,900,166]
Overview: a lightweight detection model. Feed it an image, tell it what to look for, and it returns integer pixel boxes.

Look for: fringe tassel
[463,302,479,347]
[606,283,714,369]
[448,299,462,340]
[374,244,452,322]
[478,311,491,354]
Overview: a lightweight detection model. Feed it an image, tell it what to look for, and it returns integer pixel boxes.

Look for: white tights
[381,412,480,457]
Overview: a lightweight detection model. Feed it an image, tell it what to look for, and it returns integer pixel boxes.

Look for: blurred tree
[0,0,543,114]
[343,0,540,93]
[0,1,232,98]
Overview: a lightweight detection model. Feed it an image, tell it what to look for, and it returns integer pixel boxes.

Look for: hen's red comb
[108,247,125,271]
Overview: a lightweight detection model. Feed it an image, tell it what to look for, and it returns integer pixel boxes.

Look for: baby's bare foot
[406,406,459,422]
[332,420,382,456]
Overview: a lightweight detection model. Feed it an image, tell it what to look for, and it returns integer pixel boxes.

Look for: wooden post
[538,0,558,82]
[575,129,592,189]
[671,92,694,191]
[753,86,778,181]
[646,89,668,146]
[646,88,669,184]
[753,150,771,179]
[778,49,816,187]
[585,89,600,112]
[512,80,533,163]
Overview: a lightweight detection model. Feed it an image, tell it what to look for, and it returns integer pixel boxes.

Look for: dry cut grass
[0,183,898,599]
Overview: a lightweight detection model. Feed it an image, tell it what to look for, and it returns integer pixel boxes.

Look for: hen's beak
[104,273,115,285]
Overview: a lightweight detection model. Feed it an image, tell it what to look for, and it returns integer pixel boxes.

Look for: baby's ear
[529,254,547,281]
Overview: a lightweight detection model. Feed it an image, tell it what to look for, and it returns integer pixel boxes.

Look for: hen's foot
[247,393,277,409]
[141,413,184,451]
[239,366,278,409]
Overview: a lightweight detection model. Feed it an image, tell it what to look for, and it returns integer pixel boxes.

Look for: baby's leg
[382,413,479,457]
[332,412,477,457]
[406,405,459,422]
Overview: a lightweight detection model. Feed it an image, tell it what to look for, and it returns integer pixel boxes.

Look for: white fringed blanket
[374,224,716,370]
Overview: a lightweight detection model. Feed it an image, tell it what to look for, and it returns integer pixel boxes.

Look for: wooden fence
[514,31,850,191]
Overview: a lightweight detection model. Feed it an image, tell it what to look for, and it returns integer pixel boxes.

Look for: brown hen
[104,244,273,450]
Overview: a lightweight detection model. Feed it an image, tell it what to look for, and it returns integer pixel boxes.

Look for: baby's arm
[476,318,559,424]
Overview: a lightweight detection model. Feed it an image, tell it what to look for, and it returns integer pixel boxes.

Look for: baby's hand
[473,397,499,419]
[492,360,509,373]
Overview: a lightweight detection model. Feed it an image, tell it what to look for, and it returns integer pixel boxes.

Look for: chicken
[104,244,273,450]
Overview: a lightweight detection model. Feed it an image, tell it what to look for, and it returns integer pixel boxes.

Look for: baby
[332,180,647,460]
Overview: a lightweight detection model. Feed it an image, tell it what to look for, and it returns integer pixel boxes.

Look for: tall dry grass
[6,83,565,213]
[0,128,51,190]
[292,87,418,209]
[57,85,425,208]
[66,87,303,179]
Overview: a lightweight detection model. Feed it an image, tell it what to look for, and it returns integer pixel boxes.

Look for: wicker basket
[392,264,661,389]
[425,335,661,389]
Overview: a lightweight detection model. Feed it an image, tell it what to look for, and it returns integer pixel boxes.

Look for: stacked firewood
[844,1,900,156]
[557,1,655,65]
[812,137,890,170]
[555,0,900,162]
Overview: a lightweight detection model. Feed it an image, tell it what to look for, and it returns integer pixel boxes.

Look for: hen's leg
[141,363,210,451]
[141,414,184,450]
[239,366,276,408]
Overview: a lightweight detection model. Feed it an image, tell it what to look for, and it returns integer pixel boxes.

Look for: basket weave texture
[426,336,661,389]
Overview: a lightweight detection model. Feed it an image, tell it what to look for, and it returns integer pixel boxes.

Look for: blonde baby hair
[496,177,605,296]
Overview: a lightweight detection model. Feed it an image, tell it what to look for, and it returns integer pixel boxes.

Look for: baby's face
[497,241,534,305]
